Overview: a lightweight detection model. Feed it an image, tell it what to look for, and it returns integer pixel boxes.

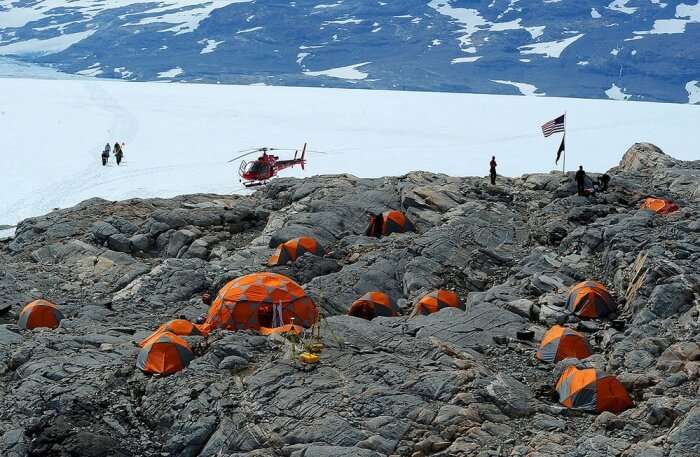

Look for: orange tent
[536,325,592,363]
[203,272,318,332]
[641,197,679,215]
[136,332,194,375]
[365,210,415,237]
[348,291,398,320]
[18,300,64,330]
[412,290,464,316]
[259,324,305,336]
[139,319,206,347]
[268,237,325,266]
[566,281,616,318]
[556,366,633,413]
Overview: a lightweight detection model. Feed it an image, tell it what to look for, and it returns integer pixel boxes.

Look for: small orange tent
[536,325,592,363]
[259,324,305,336]
[268,237,324,266]
[411,290,464,316]
[348,291,398,320]
[203,272,317,332]
[18,300,64,330]
[139,319,206,347]
[555,366,633,413]
[136,332,194,375]
[566,281,616,318]
[365,210,415,237]
[641,197,679,215]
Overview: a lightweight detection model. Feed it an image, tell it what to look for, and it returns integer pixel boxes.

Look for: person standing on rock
[114,142,124,166]
[575,165,586,196]
[599,173,610,192]
[489,156,497,185]
[101,143,111,166]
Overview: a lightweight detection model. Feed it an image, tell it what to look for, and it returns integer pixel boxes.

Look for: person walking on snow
[489,156,497,185]
[114,142,124,166]
[575,166,587,196]
[101,143,111,166]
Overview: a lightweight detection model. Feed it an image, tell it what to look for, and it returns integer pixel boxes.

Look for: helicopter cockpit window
[245,161,269,174]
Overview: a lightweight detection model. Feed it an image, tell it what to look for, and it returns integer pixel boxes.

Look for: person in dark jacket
[365,212,384,238]
[101,143,111,166]
[575,166,586,196]
[489,156,497,185]
[114,142,124,166]
[599,173,610,191]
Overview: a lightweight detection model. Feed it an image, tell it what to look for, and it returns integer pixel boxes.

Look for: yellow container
[299,352,320,364]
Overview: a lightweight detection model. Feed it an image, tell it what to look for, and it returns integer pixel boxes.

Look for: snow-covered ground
[1,77,699,229]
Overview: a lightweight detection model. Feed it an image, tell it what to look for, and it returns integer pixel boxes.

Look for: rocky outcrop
[1,143,699,456]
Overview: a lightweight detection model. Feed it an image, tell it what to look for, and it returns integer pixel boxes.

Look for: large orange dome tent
[136,332,194,375]
[268,237,324,266]
[411,289,464,316]
[18,300,64,330]
[536,325,592,363]
[348,291,398,320]
[203,272,318,332]
[365,210,415,237]
[566,281,616,318]
[555,366,633,413]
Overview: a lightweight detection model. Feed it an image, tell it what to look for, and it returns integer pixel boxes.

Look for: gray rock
[91,221,119,244]
[107,233,131,253]
[129,233,152,252]
[668,406,700,457]
[166,229,196,258]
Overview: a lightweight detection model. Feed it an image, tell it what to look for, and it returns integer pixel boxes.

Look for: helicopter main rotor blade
[228,150,261,162]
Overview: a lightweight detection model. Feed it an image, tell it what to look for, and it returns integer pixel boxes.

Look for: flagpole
[562,111,567,175]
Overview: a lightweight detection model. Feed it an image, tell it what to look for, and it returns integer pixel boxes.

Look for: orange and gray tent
[18,300,64,330]
[139,319,206,347]
[365,210,415,237]
[566,281,616,318]
[641,197,679,215]
[268,237,325,266]
[203,272,318,332]
[555,366,633,413]
[348,291,398,320]
[536,325,592,363]
[412,289,464,316]
[136,332,194,375]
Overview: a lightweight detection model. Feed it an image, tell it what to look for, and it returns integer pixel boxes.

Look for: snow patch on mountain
[158,67,184,78]
[518,34,584,58]
[199,39,223,54]
[608,0,637,15]
[606,83,631,100]
[452,56,481,63]
[0,30,95,56]
[634,2,700,34]
[304,62,371,80]
[492,80,545,96]
[687,81,700,104]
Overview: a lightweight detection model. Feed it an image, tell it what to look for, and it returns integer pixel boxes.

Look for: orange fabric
[19,300,63,330]
[596,377,633,413]
[413,290,462,316]
[560,334,593,360]
[139,319,205,347]
[139,333,192,375]
[540,325,566,347]
[268,237,323,266]
[641,197,679,214]
[555,367,632,413]
[204,272,318,331]
[348,291,398,319]
[567,281,614,318]
[259,324,304,336]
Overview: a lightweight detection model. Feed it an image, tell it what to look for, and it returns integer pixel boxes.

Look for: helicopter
[229,143,323,187]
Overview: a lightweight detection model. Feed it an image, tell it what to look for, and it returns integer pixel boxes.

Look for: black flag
[555,134,565,164]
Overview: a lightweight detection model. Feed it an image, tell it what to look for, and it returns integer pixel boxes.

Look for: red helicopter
[230,143,323,187]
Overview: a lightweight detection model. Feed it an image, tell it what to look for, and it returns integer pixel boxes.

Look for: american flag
[541,114,565,137]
